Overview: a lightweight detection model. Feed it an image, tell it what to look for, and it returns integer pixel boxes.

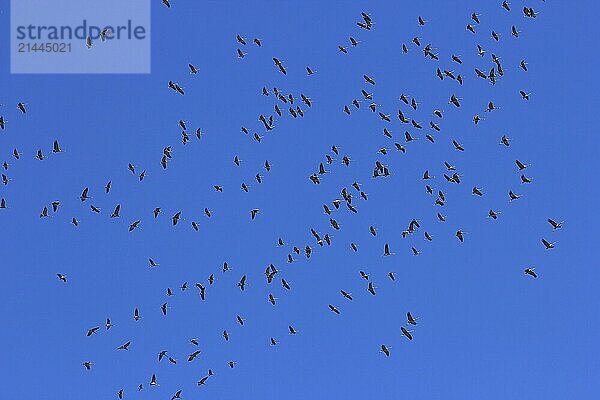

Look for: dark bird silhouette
[407,312,417,325]
[86,326,99,336]
[341,290,353,300]
[401,326,413,340]
[547,218,563,230]
[188,350,201,361]
[117,341,131,350]
[329,304,341,314]
[509,191,522,201]
[541,239,555,250]
[238,275,247,291]
[110,204,121,218]
[381,344,390,357]
[129,220,140,231]
[524,268,537,278]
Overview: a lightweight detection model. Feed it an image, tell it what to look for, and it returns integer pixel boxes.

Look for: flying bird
[524,268,537,278]
[381,344,390,357]
[407,312,417,325]
[401,326,413,340]
[541,239,555,250]
[188,350,201,362]
[547,219,563,230]
[117,341,131,351]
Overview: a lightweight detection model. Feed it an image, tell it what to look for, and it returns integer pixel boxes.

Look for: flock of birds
[1,1,561,398]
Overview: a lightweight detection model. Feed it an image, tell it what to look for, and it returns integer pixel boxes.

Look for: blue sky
[1,0,599,399]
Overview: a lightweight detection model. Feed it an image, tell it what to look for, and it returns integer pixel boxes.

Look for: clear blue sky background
[1,1,598,399]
